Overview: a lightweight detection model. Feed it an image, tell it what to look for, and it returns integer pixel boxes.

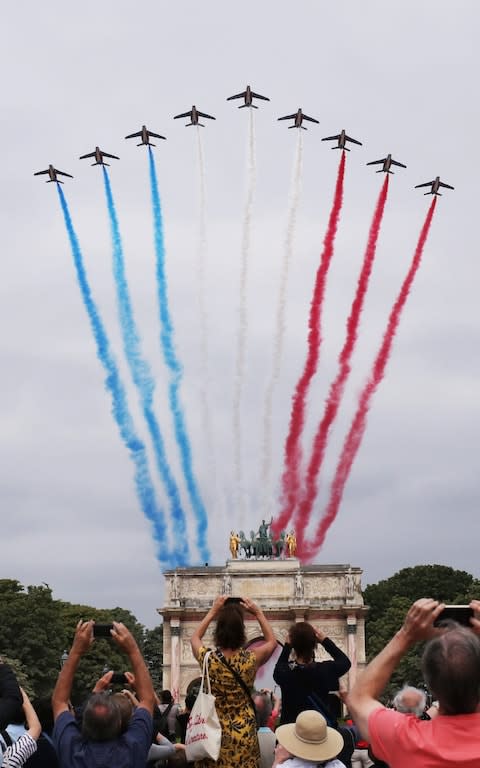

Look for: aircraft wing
[102,151,120,160]
[33,169,49,176]
[415,181,434,189]
[439,181,454,189]
[174,111,192,119]
[79,151,96,159]
[322,134,340,141]
[345,134,362,145]
[148,131,166,139]
[57,170,73,178]
[197,111,215,120]
[251,91,269,101]
[125,131,142,139]
[303,114,319,123]
[226,92,245,101]
[391,159,407,168]
[278,114,297,121]
[366,158,386,166]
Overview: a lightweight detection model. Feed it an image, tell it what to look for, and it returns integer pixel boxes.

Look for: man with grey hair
[392,685,426,717]
[347,598,480,768]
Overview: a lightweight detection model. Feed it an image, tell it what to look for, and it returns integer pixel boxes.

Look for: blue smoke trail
[56,184,173,568]
[148,147,210,563]
[101,167,189,565]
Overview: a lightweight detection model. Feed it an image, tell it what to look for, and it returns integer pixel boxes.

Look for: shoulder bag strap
[215,649,256,715]
[0,730,12,748]
[158,700,173,728]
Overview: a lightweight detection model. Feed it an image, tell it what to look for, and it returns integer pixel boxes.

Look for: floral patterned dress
[195,645,259,768]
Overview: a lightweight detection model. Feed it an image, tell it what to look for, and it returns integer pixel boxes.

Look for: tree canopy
[0,579,163,703]
[363,564,480,700]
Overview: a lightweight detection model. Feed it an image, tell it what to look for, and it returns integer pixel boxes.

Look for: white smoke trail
[195,127,217,519]
[233,109,257,528]
[260,131,304,517]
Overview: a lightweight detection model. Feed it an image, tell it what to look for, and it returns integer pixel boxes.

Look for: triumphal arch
[158,532,368,703]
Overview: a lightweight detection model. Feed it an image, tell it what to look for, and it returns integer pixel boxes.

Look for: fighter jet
[79,147,120,166]
[278,108,319,129]
[34,165,73,184]
[227,85,270,109]
[415,176,454,196]
[173,105,216,127]
[125,125,166,147]
[366,154,406,174]
[322,129,362,151]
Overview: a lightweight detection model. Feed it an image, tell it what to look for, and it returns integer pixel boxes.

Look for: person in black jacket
[0,660,23,729]
[273,622,351,726]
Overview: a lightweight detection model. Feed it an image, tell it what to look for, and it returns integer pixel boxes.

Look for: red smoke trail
[302,197,437,560]
[273,151,346,538]
[296,176,389,552]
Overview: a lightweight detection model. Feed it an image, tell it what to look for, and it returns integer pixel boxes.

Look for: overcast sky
[1,0,479,627]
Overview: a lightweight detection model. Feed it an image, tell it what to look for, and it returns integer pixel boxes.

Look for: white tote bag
[185,650,222,762]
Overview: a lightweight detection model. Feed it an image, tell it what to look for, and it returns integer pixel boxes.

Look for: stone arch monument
[158,555,367,703]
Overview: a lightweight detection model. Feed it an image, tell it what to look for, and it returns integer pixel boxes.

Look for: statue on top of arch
[228,519,298,560]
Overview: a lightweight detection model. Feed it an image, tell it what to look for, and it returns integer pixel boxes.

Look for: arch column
[346,615,358,687]
[170,619,181,702]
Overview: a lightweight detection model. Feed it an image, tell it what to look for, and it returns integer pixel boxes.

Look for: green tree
[143,624,163,691]
[0,581,65,698]
[363,565,480,700]
[0,580,147,703]
[57,602,145,702]
[364,564,477,624]
[0,655,35,698]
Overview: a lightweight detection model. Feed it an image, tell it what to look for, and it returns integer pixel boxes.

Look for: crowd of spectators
[1,596,480,768]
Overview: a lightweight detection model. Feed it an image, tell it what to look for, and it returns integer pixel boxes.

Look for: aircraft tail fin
[239,104,248,109]
[301,126,307,130]
[288,125,295,129]
[198,122,205,127]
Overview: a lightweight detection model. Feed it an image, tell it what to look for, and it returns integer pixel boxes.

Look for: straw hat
[275,710,344,762]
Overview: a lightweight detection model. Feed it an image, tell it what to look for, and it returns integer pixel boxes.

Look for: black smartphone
[110,672,127,685]
[225,597,242,605]
[434,606,473,627]
[93,623,114,638]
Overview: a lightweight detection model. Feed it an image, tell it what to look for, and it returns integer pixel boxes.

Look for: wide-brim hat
[275,710,344,762]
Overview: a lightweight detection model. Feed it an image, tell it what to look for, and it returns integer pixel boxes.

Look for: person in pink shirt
[347,598,480,768]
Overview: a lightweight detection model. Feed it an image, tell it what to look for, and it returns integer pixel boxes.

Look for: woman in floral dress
[190,596,277,768]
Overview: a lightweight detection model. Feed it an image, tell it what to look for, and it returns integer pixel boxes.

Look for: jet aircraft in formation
[415,176,454,196]
[278,108,319,129]
[227,84,269,108]
[367,154,407,174]
[33,94,454,198]
[173,106,216,127]
[34,165,73,184]
[322,129,362,151]
[79,147,120,166]
[125,125,166,146]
